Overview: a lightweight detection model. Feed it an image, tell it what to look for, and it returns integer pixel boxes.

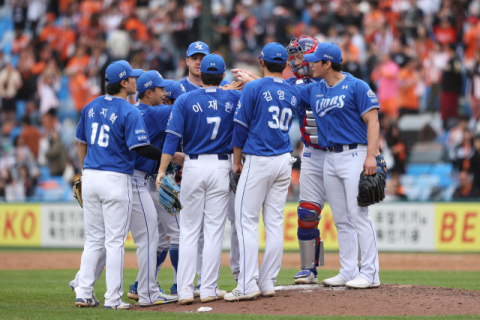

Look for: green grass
[0,268,479,320]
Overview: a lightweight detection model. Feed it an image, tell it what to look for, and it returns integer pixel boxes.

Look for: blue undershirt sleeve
[163,133,181,156]
[232,122,248,149]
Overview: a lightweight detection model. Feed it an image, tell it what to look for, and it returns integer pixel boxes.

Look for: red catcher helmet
[286,36,319,79]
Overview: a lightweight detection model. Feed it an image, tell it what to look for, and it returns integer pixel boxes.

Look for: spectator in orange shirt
[68,70,96,112]
[463,16,480,67]
[66,45,90,74]
[39,14,60,48]
[125,13,149,42]
[20,116,40,158]
[433,18,457,45]
[56,21,77,63]
[398,58,420,117]
[11,29,30,55]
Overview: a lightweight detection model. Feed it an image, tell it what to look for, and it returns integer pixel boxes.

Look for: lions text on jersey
[297,72,380,147]
[234,77,300,156]
[166,88,241,155]
[76,95,150,174]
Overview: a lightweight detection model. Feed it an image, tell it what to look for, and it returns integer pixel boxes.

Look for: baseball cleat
[69,280,77,291]
[157,282,166,295]
[75,297,99,308]
[138,293,178,306]
[294,269,318,284]
[104,300,132,309]
[193,284,201,297]
[322,274,346,287]
[345,276,380,289]
[179,297,195,305]
[127,281,139,300]
[200,289,227,303]
[170,284,178,295]
[261,290,276,297]
[224,288,260,302]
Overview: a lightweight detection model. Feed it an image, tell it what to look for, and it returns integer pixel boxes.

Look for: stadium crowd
[0,0,480,202]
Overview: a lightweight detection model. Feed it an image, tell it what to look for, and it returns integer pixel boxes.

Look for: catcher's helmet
[286,36,319,79]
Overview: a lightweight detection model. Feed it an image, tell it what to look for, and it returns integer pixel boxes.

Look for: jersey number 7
[207,117,221,140]
[268,106,292,131]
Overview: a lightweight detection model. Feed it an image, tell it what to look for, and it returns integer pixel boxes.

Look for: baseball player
[125,70,182,305]
[179,41,230,92]
[75,60,150,309]
[157,54,240,305]
[300,43,381,288]
[177,41,229,293]
[69,71,181,306]
[285,36,328,285]
[224,43,298,302]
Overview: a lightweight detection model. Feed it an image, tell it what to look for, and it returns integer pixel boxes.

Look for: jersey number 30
[91,123,110,147]
[268,106,292,131]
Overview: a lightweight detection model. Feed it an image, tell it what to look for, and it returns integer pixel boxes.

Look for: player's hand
[172,152,185,167]
[231,69,258,84]
[233,162,243,174]
[156,173,165,189]
[221,81,244,91]
[363,154,377,176]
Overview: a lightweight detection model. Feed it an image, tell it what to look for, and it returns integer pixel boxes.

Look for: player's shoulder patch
[367,90,376,98]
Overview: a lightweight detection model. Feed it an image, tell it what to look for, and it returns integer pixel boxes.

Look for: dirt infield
[133,284,480,316]
[1,251,480,271]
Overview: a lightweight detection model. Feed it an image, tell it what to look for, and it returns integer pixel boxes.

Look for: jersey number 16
[90,122,110,147]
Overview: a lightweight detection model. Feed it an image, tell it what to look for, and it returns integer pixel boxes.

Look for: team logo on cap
[323,54,333,60]
[119,70,126,78]
[211,63,215,66]
[166,91,172,96]
[277,53,282,56]
[261,51,265,57]
[195,42,203,49]
[144,81,152,88]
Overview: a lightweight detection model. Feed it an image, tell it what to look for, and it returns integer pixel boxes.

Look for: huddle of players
[73,36,382,309]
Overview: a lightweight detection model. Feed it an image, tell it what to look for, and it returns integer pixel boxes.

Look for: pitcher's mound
[132,284,480,316]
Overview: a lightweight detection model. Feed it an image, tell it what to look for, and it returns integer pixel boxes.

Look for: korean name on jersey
[234,77,300,156]
[75,95,150,174]
[166,87,241,155]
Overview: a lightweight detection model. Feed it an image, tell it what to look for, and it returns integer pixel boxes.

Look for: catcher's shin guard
[297,202,324,269]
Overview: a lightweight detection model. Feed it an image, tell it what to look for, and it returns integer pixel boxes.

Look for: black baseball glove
[357,155,387,207]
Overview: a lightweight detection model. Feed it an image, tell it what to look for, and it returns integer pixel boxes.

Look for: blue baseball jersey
[179,77,230,93]
[75,95,150,174]
[297,72,380,147]
[234,77,299,156]
[166,87,241,155]
[134,102,173,174]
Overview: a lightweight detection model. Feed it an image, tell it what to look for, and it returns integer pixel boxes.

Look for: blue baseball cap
[165,81,186,100]
[136,70,174,93]
[304,43,343,64]
[105,60,143,84]
[200,53,226,74]
[187,41,209,57]
[259,42,288,64]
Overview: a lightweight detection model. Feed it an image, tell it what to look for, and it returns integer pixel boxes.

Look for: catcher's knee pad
[298,202,321,224]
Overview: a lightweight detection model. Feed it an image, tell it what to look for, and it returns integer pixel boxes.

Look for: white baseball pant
[235,153,294,295]
[75,169,132,307]
[323,145,379,284]
[227,191,240,280]
[177,154,230,301]
[130,170,160,304]
[299,145,326,207]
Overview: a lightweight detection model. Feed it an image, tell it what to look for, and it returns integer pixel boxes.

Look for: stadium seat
[431,163,453,176]
[400,174,416,186]
[415,175,440,189]
[404,186,420,201]
[406,164,431,176]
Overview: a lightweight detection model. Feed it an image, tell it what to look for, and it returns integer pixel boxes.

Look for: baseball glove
[73,177,83,208]
[357,155,387,207]
[158,175,182,215]
[229,170,241,194]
